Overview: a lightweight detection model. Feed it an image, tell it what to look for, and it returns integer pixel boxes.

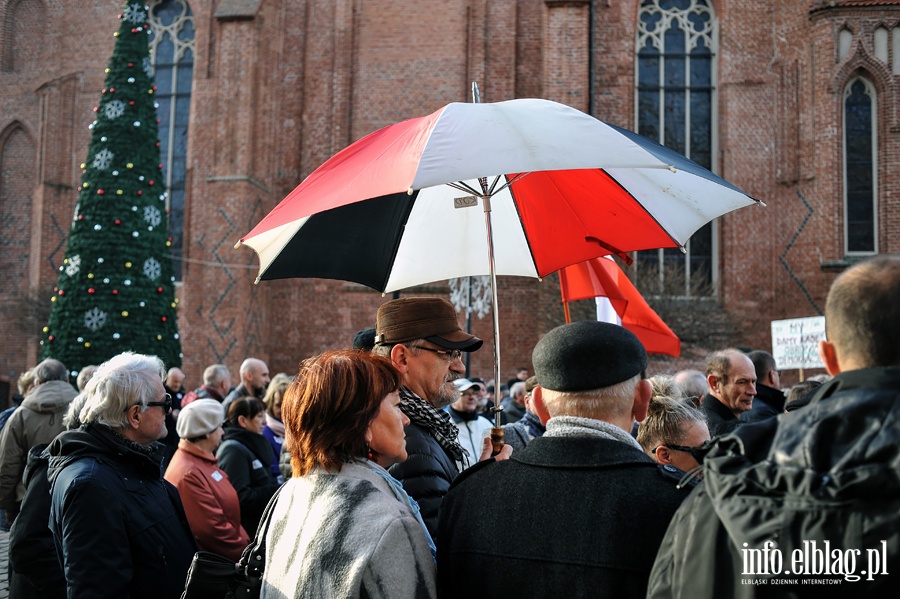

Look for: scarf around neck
[544,415,643,451]
[398,386,466,465]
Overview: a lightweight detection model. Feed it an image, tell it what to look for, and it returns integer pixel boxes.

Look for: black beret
[532,321,647,392]
[352,327,377,350]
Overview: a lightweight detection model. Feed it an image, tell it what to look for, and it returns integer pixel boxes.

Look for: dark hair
[784,380,823,412]
[283,349,400,477]
[747,350,777,381]
[226,396,265,426]
[826,256,900,367]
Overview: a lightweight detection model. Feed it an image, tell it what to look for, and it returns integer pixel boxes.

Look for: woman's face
[366,390,410,469]
[240,411,266,434]
[272,392,283,420]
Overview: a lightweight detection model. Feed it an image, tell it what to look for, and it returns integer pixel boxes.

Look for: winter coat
[0,380,77,512]
[701,392,740,436]
[437,434,691,599]
[261,460,436,599]
[8,444,64,599]
[216,425,281,537]
[648,366,900,599]
[47,423,197,599]
[388,422,459,540]
[164,439,250,561]
[739,382,786,424]
[447,408,492,467]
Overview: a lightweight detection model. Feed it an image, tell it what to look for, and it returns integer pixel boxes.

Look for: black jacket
[437,434,690,598]
[649,367,900,598]
[389,422,459,540]
[216,425,281,536]
[701,393,740,436]
[47,423,196,599]
[9,444,64,599]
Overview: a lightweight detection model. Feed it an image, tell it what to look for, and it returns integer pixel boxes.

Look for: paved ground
[0,527,8,598]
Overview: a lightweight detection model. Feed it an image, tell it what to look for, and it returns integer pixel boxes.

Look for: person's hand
[478,436,513,462]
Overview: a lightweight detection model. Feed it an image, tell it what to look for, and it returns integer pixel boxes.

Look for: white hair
[540,374,640,420]
[79,352,165,430]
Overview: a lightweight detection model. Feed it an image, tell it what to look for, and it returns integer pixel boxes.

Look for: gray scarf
[544,415,643,451]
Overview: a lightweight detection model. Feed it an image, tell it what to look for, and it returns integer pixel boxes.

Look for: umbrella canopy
[559,256,680,357]
[238,98,760,292]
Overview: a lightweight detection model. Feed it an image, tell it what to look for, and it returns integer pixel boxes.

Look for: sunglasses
[145,393,173,412]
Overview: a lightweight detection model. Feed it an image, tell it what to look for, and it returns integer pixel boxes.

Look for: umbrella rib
[600,168,685,253]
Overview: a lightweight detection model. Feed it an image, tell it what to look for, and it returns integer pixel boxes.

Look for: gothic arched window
[843,78,877,254]
[147,0,194,281]
[636,0,716,296]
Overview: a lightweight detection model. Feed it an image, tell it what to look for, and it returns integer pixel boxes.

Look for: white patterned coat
[261,461,436,599]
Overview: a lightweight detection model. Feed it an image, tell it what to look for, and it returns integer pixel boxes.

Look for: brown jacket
[164,439,250,561]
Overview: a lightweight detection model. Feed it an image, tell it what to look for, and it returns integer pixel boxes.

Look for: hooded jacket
[648,367,900,598]
[47,423,197,599]
[0,380,77,511]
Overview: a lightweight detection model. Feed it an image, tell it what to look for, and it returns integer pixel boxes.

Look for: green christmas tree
[41,1,182,377]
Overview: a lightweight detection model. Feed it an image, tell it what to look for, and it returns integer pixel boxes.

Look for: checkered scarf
[398,386,467,465]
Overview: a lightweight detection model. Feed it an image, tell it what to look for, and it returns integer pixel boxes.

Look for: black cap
[532,321,647,392]
[353,328,377,350]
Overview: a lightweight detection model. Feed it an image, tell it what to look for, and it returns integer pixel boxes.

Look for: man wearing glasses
[47,352,196,598]
[372,297,510,538]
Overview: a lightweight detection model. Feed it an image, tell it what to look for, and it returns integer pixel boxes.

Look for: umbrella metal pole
[481,190,505,455]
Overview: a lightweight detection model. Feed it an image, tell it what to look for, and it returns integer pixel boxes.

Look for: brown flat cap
[375,297,483,351]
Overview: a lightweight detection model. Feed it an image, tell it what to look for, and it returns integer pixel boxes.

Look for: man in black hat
[371,296,510,538]
[436,320,691,598]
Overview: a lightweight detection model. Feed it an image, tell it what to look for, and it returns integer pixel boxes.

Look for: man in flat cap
[372,297,509,538]
[436,321,691,598]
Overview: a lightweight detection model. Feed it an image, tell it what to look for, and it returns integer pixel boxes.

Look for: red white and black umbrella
[237,98,760,382]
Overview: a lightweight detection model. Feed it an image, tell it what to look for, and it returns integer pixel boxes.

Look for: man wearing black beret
[436,320,692,598]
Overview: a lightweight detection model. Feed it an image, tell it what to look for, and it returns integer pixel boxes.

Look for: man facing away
[47,352,196,598]
[648,256,900,598]
[700,348,756,436]
[180,363,231,407]
[371,297,510,539]
[437,321,691,598]
[0,358,77,524]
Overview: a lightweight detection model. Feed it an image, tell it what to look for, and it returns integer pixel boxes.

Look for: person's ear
[530,387,551,425]
[389,344,410,374]
[707,374,719,393]
[655,445,672,465]
[819,340,841,375]
[125,403,142,429]
[632,379,651,423]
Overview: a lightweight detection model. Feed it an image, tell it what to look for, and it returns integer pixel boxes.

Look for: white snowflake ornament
[104,101,125,120]
[64,255,81,277]
[448,276,493,320]
[92,148,114,170]
[143,258,161,280]
[123,3,146,23]
[143,206,162,226]
[84,307,108,331]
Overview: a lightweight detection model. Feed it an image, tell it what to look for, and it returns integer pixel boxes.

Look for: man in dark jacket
[740,349,786,423]
[372,297,510,538]
[437,321,691,598]
[700,348,756,435]
[648,256,900,598]
[47,352,196,599]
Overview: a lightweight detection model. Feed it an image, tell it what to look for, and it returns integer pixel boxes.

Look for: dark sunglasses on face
[145,393,173,412]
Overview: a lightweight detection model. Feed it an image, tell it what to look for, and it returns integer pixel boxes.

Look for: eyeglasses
[655,442,698,454]
[411,345,463,362]
[145,393,173,412]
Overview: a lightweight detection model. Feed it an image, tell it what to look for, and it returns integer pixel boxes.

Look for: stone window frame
[633,0,718,298]
[147,0,195,282]
[842,76,879,256]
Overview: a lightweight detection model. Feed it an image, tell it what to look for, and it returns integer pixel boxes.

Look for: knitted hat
[375,297,482,351]
[533,321,647,392]
[176,399,224,438]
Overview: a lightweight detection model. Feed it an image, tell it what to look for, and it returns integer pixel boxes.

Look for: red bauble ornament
[129,101,135,106]
[110,87,116,93]
[128,62,133,67]
[48,335,54,341]
[77,215,84,220]
[112,289,119,295]
[148,180,154,186]
[93,106,99,113]
[157,287,163,293]
[161,316,167,322]
[137,190,142,196]
[97,189,105,195]
[115,219,121,225]
[88,288,95,294]
[58,290,65,296]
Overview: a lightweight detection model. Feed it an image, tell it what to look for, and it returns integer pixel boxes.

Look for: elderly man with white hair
[47,352,196,599]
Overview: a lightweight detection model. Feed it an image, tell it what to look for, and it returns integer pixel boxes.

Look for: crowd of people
[0,255,898,597]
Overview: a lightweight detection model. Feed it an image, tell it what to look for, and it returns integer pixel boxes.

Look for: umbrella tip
[407,188,414,196]
[254,276,261,284]
[234,240,242,249]
[668,165,677,173]
[757,199,768,208]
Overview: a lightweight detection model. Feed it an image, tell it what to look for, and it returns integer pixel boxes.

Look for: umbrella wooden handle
[490,427,505,456]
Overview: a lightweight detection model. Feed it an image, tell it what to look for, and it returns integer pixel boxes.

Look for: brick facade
[2,0,899,398]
